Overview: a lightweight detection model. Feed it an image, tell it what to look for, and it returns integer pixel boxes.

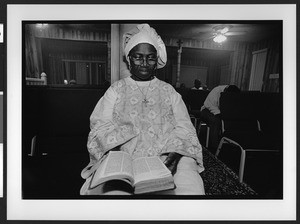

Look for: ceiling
[150,23,282,43]
[51,22,282,43]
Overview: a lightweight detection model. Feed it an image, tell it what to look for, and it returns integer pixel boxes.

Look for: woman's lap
[83,156,205,195]
[158,156,205,195]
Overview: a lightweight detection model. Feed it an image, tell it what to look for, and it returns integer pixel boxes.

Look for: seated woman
[80,24,205,195]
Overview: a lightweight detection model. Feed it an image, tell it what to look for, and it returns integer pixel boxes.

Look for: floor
[206,144,283,199]
[200,147,257,197]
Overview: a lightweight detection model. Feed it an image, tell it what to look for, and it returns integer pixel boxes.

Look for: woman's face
[129,43,157,81]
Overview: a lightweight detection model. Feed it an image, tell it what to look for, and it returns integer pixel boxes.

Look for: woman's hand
[164,152,182,175]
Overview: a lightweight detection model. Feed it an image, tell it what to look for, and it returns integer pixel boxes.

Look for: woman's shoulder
[156,78,175,91]
[110,77,128,90]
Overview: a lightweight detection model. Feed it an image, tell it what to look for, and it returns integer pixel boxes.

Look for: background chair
[188,89,210,147]
[23,86,106,198]
[215,91,282,183]
[176,88,210,147]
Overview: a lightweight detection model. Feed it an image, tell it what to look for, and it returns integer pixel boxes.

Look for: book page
[90,151,134,187]
[132,156,171,184]
[103,151,133,176]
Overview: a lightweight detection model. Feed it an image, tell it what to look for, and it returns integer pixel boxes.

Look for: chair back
[258,92,283,139]
[40,88,104,137]
[23,86,106,156]
[220,91,260,132]
[188,90,209,111]
[175,88,191,110]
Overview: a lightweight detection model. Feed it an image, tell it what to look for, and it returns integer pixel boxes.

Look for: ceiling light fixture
[213,34,227,43]
[36,23,49,29]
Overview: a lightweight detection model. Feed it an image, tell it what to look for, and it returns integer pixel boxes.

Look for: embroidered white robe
[86,77,204,173]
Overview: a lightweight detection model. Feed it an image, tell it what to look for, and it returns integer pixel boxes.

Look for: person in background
[179,83,186,89]
[200,85,240,152]
[80,24,205,195]
[69,79,77,85]
[191,79,203,90]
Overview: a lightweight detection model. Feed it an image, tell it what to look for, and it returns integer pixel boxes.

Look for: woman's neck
[130,75,154,81]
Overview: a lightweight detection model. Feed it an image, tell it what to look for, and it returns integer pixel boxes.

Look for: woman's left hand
[164,152,182,175]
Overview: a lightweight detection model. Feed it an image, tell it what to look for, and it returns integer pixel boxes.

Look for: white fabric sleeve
[90,87,117,128]
[171,91,196,132]
[168,90,204,173]
[87,86,138,164]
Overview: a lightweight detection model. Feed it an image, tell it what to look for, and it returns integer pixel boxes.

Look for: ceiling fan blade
[197,32,216,40]
[225,31,247,36]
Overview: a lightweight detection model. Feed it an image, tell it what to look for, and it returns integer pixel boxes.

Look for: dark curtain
[48,55,64,84]
[25,27,39,78]
[41,38,107,85]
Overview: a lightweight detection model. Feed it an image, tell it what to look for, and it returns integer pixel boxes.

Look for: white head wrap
[123,24,167,69]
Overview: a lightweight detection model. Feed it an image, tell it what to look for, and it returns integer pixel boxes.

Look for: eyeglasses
[129,54,157,66]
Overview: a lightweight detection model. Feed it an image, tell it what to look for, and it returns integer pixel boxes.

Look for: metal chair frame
[190,114,210,148]
[215,120,279,183]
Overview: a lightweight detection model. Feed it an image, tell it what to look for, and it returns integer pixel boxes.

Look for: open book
[89,151,175,194]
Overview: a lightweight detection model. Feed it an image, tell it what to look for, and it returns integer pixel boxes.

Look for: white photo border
[7,4,296,220]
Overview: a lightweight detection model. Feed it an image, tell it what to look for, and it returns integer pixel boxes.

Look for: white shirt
[201,85,228,115]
